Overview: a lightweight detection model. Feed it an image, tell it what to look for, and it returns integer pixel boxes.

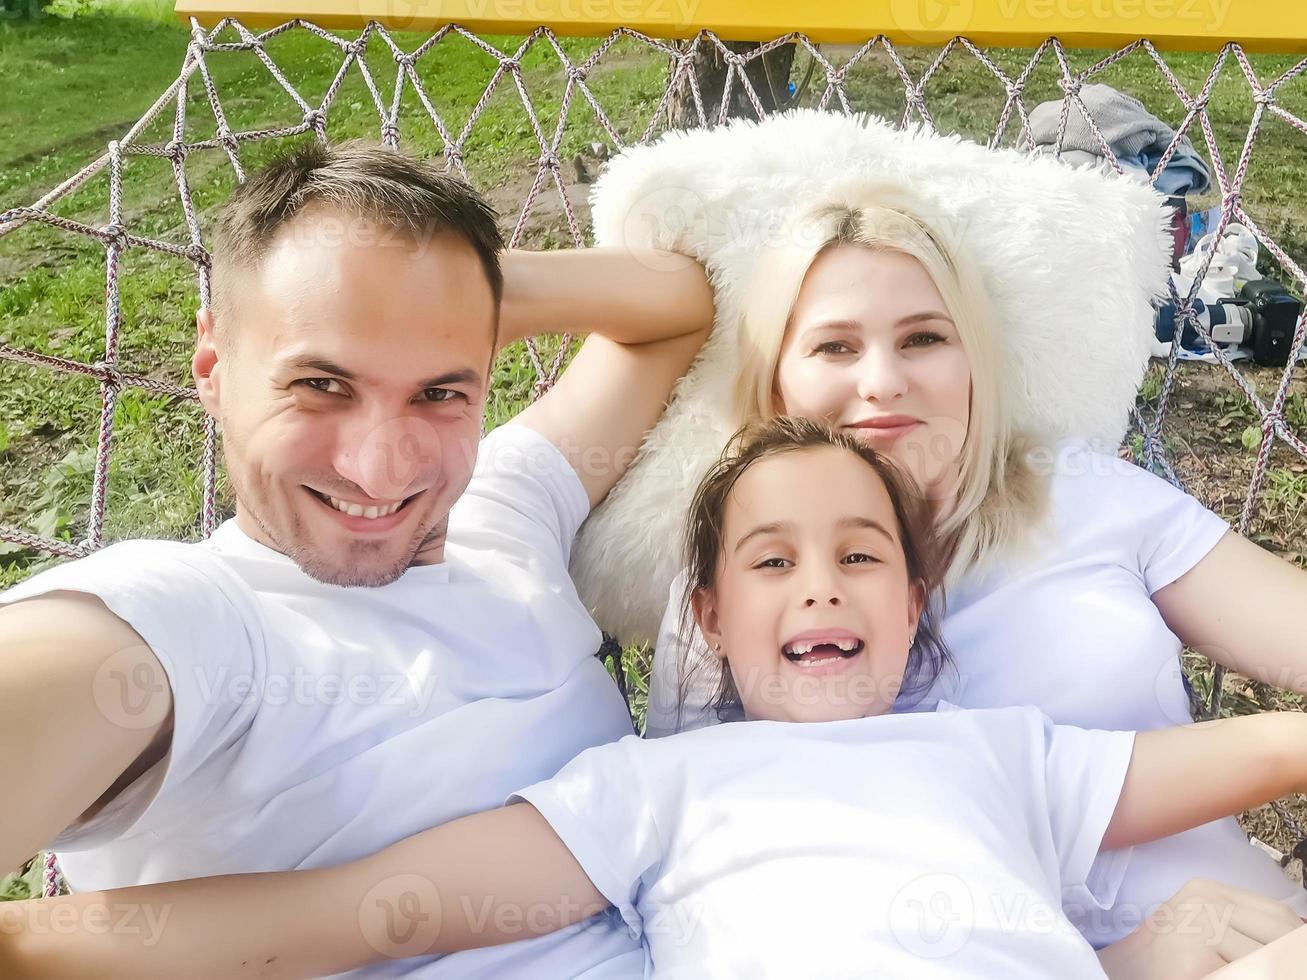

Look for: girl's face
[693,447,924,724]
[773,246,972,503]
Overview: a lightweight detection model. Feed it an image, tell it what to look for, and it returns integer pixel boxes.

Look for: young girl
[4,417,1306,979]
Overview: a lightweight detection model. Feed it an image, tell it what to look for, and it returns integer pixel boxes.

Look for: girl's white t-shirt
[646,440,1307,945]
[514,705,1136,979]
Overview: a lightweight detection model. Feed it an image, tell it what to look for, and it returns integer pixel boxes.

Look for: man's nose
[333,413,442,501]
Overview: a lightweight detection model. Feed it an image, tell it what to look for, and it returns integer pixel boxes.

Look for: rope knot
[381,121,401,145]
[501,57,521,73]
[394,51,414,69]
[346,38,367,58]
[1059,77,1081,97]
[565,65,587,84]
[302,108,327,131]
[164,139,188,163]
[539,149,562,171]
[443,144,465,165]
[185,243,210,267]
[1254,89,1275,106]
[723,51,745,69]
[100,223,128,249]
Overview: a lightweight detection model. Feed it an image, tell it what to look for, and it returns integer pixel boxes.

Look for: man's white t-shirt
[513,705,1135,979]
[1,423,644,978]
[646,440,1307,945]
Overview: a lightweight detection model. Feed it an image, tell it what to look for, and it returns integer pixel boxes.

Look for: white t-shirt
[646,440,1307,945]
[1,423,644,979]
[513,705,1135,979]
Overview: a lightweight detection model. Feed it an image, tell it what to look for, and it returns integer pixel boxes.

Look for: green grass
[4,3,1307,900]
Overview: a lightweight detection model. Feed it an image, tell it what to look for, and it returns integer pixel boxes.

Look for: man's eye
[422,388,460,403]
[299,378,345,395]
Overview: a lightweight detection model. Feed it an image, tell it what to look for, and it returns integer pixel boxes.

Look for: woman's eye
[814,341,853,355]
[299,378,345,395]
[904,332,945,348]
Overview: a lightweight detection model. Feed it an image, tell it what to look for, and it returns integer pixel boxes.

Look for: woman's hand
[1096,878,1305,980]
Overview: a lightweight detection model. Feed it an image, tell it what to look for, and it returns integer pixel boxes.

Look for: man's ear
[193,307,223,418]
[691,586,727,660]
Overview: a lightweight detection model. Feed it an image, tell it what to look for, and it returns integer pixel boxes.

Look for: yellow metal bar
[176,0,1307,53]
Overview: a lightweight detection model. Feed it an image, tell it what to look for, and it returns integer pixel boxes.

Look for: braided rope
[3,21,1304,898]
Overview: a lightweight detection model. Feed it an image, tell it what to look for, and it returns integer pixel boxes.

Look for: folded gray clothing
[1029,83,1210,194]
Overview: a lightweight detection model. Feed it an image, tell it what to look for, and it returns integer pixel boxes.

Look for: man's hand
[1097,878,1305,980]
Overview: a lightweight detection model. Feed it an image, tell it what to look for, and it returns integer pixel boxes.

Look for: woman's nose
[855,348,910,402]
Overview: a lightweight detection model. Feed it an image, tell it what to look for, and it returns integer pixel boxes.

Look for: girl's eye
[903,332,945,348]
[755,557,792,569]
[843,552,880,565]
[299,378,346,395]
[814,341,854,355]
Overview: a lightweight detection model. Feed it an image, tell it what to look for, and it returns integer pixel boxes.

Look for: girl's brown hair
[678,415,953,724]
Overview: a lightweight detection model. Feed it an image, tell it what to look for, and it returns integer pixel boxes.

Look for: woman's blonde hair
[734,201,1049,585]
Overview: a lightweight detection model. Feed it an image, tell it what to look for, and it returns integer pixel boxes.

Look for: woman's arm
[1103,711,1307,850]
[497,247,714,349]
[1096,878,1306,980]
[1154,530,1307,696]
[0,803,607,980]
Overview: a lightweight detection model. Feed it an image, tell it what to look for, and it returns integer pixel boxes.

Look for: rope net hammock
[2,6,1306,899]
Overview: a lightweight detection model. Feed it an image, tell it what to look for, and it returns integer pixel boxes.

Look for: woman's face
[774,245,973,502]
[693,447,923,724]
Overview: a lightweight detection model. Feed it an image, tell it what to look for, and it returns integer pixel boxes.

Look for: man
[0,140,713,976]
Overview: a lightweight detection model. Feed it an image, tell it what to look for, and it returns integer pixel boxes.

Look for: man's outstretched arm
[500,247,715,507]
[0,593,173,876]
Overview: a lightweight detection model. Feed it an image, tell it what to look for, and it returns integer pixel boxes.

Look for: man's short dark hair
[210,140,505,339]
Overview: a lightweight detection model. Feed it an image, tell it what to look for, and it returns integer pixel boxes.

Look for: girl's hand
[1096,878,1304,980]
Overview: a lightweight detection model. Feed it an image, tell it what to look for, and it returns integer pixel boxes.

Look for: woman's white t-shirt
[514,704,1135,979]
[646,441,1307,946]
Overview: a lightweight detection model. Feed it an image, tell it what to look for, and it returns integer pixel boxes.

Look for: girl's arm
[497,247,714,349]
[1154,530,1307,696]
[1102,711,1307,850]
[0,802,607,980]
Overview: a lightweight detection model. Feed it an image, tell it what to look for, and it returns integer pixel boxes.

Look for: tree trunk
[668,41,797,130]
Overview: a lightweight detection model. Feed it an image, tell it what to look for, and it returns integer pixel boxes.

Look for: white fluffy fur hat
[570,108,1172,646]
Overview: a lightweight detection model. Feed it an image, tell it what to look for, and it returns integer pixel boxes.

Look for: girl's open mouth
[782,638,864,668]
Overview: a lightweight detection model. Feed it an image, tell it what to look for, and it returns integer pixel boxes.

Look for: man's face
[195,206,496,587]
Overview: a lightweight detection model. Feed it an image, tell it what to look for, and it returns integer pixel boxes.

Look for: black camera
[1154,279,1302,366]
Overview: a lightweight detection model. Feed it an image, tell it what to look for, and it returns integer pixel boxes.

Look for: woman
[641,202,1307,948]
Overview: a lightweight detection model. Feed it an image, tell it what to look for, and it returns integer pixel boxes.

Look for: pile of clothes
[1029,83,1211,196]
